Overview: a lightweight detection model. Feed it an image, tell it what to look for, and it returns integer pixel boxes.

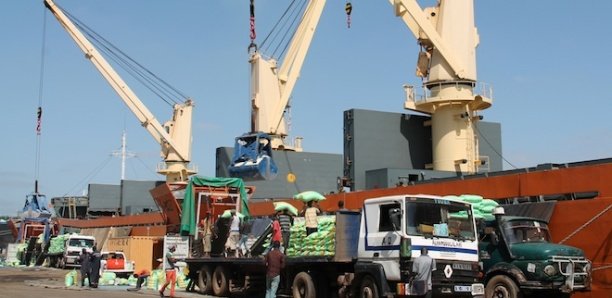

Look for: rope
[473,121,518,169]
[34,8,49,194]
[593,264,612,271]
[559,203,612,244]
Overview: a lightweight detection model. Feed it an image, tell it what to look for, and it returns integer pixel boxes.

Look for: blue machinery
[228,132,278,181]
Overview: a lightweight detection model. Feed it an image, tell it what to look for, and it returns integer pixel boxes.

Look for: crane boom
[250,0,326,151]
[230,0,326,181]
[44,0,195,183]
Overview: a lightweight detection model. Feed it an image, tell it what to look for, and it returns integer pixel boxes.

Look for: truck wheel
[358,275,379,298]
[292,272,316,298]
[486,275,521,298]
[198,265,213,295]
[212,266,230,297]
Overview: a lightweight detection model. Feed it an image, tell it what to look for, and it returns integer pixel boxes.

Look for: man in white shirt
[225,210,241,257]
[412,247,436,298]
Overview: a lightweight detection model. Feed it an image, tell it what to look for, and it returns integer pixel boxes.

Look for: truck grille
[551,256,591,290]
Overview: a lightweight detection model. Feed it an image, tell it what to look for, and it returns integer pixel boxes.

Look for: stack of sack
[286,215,335,257]
[145,269,189,290]
[447,194,499,221]
[48,234,69,254]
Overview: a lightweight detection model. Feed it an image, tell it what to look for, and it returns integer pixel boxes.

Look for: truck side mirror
[389,208,401,231]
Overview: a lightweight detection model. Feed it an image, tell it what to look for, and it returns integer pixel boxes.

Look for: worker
[278,210,293,251]
[78,248,91,287]
[338,200,347,211]
[89,245,101,288]
[159,245,177,298]
[199,212,213,258]
[304,200,320,236]
[127,268,150,291]
[264,241,285,298]
[225,210,241,258]
[412,247,436,298]
[264,214,282,255]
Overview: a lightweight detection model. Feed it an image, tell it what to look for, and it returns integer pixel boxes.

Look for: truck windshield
[502,220,551,244]
[68,239,94,248]
[405,198,475,241]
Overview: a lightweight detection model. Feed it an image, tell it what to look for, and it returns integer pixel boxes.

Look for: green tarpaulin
[179,176,249,236]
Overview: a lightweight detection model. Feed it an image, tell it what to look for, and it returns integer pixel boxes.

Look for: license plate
[454,285,472,292]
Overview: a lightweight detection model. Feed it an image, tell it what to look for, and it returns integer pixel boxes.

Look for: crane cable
[34,9,49,195]
[58,3,189,107]
[345,2,353,28]
[248,0,257,53]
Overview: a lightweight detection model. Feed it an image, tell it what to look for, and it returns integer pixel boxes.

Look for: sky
[1,1,611,216]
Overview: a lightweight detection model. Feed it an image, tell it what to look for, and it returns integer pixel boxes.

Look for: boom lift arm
[44,0,195,183]
[229,0,327,181]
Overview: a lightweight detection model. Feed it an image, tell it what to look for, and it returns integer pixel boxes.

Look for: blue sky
[2,1,611,216]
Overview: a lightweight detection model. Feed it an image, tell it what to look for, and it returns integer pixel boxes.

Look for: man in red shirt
[127,268,150,291]
[265,241,285,298]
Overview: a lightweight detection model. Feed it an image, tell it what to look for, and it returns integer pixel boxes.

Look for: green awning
[179,176,249,236]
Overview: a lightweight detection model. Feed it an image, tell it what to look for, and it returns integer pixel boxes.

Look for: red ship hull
[248,159,612,296]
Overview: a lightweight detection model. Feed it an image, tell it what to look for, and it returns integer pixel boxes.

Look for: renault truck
[185,194,485,297]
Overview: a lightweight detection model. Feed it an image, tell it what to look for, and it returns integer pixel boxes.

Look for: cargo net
[286,215,336,257]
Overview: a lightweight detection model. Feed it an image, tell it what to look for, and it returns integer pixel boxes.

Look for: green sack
[273,202,299,216]
[460,194,483,203]
[64,270,75,287]
[293,191,326,202]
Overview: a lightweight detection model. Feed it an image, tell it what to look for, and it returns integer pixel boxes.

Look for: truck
[478,207,592,298]
[185,194,485,297]
[100,251,135,278]
[46,233,96,268]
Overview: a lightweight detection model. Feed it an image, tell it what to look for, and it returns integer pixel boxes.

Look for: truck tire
[292,272,316,298]
[198,265,213,295]
[212,265,230,297]
[485,275,521,298]
[358,275,379,298]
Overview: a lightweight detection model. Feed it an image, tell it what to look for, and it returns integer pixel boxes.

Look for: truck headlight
[544,265,557,276]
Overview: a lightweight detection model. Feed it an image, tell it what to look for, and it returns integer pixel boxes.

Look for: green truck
[478,207,591,298]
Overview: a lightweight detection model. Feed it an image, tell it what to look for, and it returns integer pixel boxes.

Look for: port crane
[44,0,196,183]
[391,0,492,173]
[228,0,327,181]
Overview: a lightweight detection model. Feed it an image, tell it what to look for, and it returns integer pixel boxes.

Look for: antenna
[111,130,136,180]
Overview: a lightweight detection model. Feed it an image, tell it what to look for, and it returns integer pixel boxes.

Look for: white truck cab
[357,195,484,297]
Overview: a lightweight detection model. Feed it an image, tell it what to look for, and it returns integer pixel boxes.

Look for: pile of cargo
[286,215,335,257]
[48,234,69,254]
[144,269,190,289]
[64,269,190,289]
[448,195,499,221]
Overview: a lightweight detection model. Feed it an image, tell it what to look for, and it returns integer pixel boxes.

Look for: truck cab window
[379,203,401,231]
[405,199,476,240]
